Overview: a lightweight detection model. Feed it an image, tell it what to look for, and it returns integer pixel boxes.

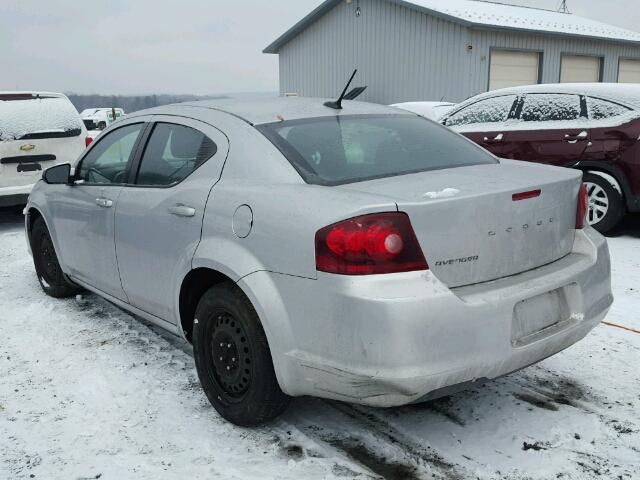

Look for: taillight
[576,183,588,229]
[85,136,94,147]
[315,212,428,275]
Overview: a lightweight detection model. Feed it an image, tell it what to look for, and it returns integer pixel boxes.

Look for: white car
[81,107,125,131]
[0,92,88,207]
[391,101,456,121]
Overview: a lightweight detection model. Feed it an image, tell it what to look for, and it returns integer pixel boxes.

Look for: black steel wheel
[30,216,82,298]
[193,282,290,426]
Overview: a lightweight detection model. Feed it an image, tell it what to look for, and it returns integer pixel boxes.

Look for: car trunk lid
[338,160,581,288]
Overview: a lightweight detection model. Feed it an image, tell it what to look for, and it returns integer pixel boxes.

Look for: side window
[520,94,582,122]
[445,95,517,127]
[77,123,143,184]
[588,97,632,120]
[136,123,217,187]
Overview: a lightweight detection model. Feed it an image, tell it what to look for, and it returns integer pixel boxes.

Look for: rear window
[0,95,83,142]
[257,115,497,185]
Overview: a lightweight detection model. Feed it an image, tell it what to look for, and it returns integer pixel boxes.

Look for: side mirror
[43,163,72,185]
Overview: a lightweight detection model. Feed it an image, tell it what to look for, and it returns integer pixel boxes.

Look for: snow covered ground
[0,206,638,480]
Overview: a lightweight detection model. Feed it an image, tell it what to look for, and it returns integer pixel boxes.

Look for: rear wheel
[582,172,624,234]
[192,283,290,426]
[31,217,82,298]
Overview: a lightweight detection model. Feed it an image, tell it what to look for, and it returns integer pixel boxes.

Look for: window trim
[559,53,604,83]
[73,122,147,187]
[128,120,217,189]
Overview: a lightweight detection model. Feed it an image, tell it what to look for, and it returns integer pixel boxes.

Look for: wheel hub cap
[584,181,609,226]
[209,314,251,397]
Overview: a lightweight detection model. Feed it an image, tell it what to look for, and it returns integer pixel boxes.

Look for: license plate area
[512,287,572,347]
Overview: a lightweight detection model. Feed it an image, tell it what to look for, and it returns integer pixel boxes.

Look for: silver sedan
[25,97,613,426]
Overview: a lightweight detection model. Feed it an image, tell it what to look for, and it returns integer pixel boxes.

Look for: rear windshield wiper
[17,128,82,140]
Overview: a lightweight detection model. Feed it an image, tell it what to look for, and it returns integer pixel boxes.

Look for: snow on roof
[264,0,640,53]
[409,0,640,43]
[463,83,640,109]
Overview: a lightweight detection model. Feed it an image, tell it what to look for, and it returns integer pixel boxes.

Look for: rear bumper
[241,228,612,406]
[0,183,33,207]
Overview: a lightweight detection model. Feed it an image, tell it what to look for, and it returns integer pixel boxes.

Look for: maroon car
[440,84,640,233]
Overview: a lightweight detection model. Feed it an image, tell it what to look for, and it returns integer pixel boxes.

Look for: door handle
[169,204,196,217]
[95,197,113,208]
[483,133,504,144]
[564,131,588,144]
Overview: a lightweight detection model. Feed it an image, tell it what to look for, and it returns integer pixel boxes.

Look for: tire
[582,172,624,234]
[30,217,82,298]
[193,283,290,426]
[97,121,107,130]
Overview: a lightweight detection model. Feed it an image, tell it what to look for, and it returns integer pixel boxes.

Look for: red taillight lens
[316,212,428,275]
[85,136,94,147]
[576,183,588,229]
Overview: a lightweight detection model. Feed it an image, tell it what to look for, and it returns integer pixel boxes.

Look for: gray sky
[1,0,637,95]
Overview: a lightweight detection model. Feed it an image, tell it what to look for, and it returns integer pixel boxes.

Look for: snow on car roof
[459,83,640,110]
[409,0,640,43]
[178,97,407,125]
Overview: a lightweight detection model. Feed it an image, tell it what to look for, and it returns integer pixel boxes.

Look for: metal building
[264,0,640,104]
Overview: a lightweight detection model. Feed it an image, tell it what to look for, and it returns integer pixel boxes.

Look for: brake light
[85,136,93,147]
[576,183,588,229]
[315,212,428,275]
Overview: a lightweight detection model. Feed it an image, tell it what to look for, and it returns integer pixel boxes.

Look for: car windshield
[257,114,497,185]
[0,95,83,141]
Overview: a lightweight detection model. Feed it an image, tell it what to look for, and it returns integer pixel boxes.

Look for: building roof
[264,0,640,53]
[173,97,406,125]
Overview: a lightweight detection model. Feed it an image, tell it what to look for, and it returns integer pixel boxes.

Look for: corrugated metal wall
[276,0,640,104]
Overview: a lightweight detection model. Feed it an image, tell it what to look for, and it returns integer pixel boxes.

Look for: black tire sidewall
[31,217,80,298]
[582,172,624,234]
[193,283,289,426]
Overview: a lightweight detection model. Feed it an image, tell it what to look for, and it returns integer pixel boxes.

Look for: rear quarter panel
[192,124,398,280]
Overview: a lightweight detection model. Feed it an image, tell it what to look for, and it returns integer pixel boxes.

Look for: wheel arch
[573,162,631,212]
[178,267,234,343]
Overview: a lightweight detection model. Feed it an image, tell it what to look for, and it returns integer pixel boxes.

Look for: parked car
[391,101,455,121]
[0,92,89,208]
[81,107,125,131]
[440,83,640,233]
[25,97,612,426]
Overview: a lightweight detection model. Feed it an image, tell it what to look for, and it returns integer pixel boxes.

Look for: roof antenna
[558,0,570,13]
[324,69,358,110]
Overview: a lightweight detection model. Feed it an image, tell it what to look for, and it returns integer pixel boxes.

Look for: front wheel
[582,172,624,234]
[193,283,290,426]
[30,217,82,298]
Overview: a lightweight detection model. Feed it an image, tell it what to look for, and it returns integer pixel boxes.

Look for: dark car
[440,83,640,233]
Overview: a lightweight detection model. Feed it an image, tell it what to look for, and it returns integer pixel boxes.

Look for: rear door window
[444,95,517,127]
[587,97,632,120]
[135,123,217,187]
[77,124,143,184]
[0,94,83,141]
[519,94,584,122]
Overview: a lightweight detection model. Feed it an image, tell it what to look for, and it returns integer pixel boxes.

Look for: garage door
[489,50,540,91]
[560,55,601,83]
[619,59,640,83]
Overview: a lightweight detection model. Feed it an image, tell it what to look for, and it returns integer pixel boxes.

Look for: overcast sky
[1,0,638,95]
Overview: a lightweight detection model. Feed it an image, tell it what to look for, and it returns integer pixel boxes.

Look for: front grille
[1,155,56,164]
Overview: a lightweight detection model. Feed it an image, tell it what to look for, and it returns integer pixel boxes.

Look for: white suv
[0,92,88,207]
